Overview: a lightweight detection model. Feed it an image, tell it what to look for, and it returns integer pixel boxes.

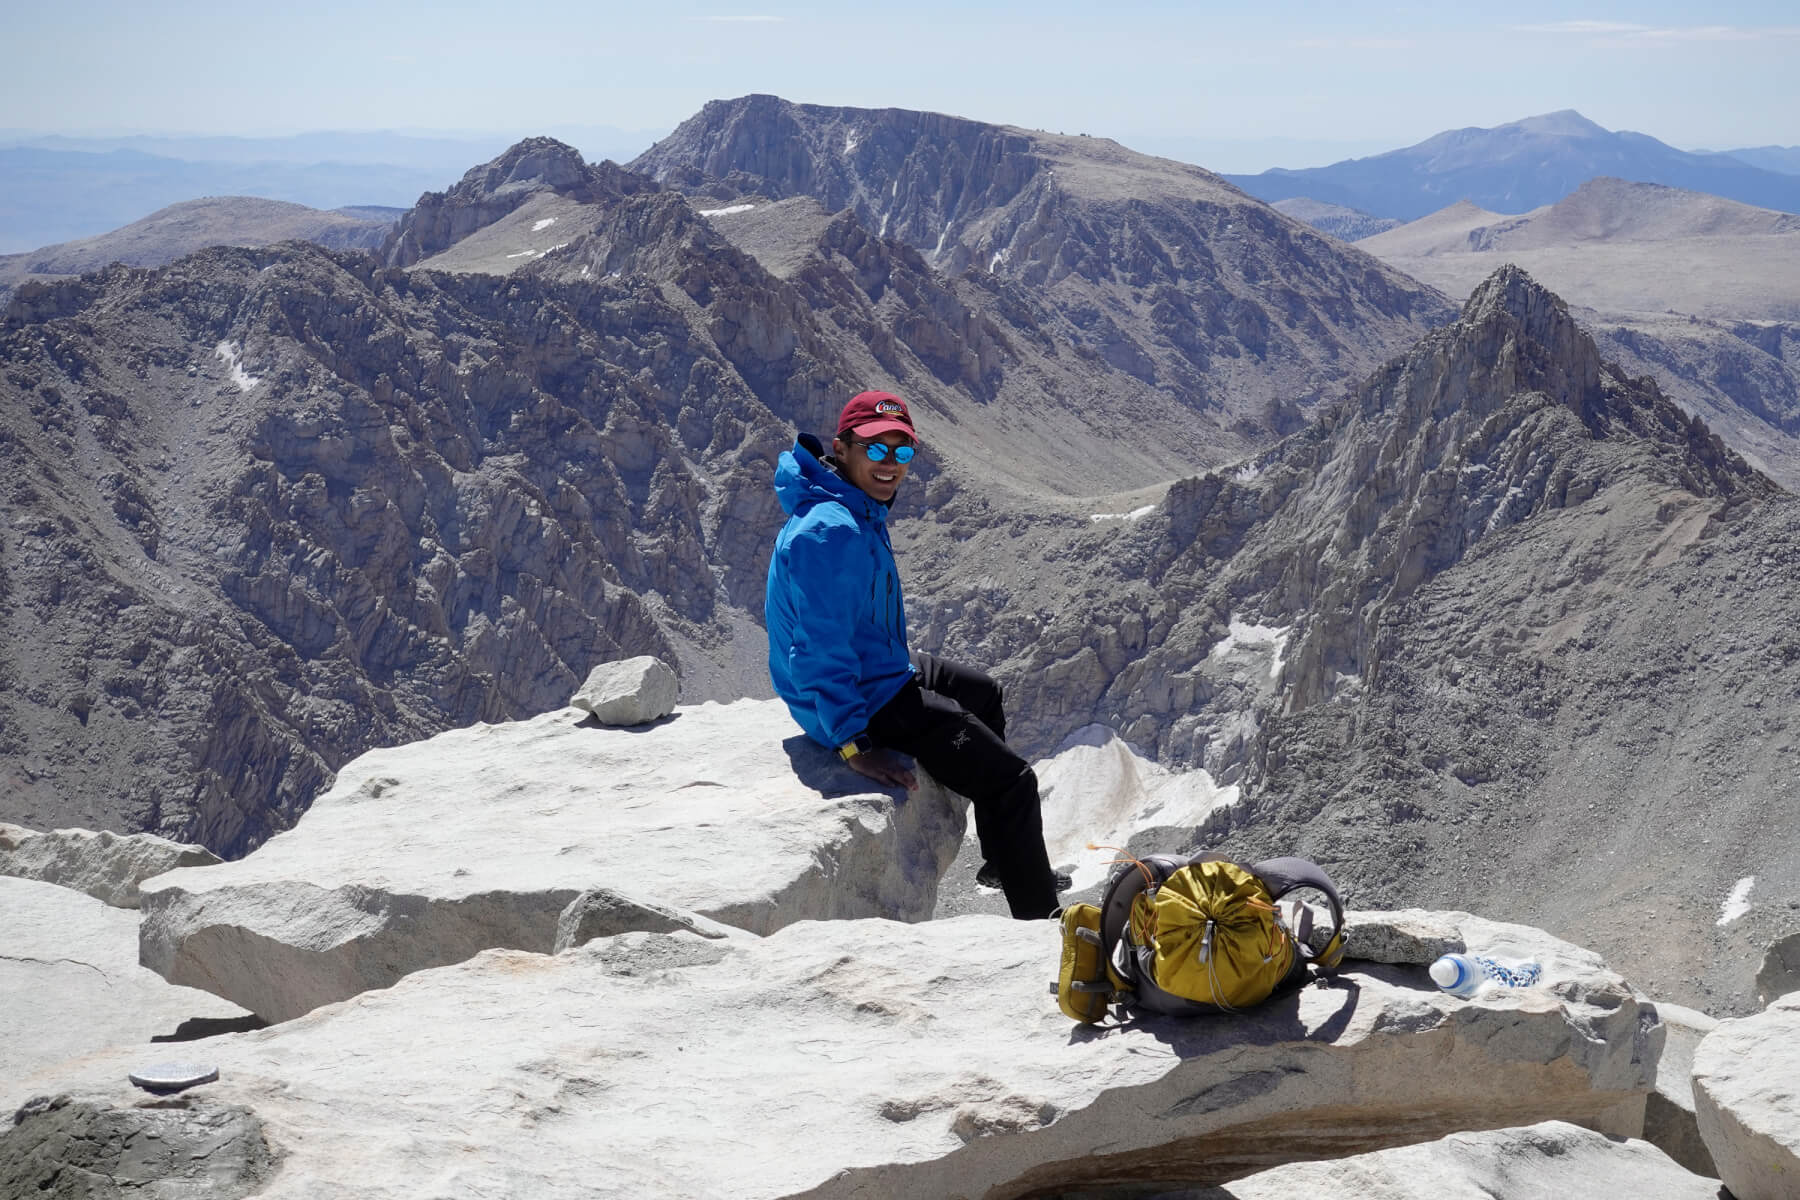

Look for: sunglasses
[848,439,917,464]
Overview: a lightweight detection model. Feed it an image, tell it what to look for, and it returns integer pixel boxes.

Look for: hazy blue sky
[3,0,1797,170]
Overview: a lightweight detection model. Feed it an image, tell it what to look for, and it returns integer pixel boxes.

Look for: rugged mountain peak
[458,135,592,195]
[1451,265,1767,497]
[382,138,655,268]
[1460,261,1597,393]
[1505,109,1610,139]
[635,94,1035,219]
[1243,265,1769,711]
[635,94,1043,267]
[635,94,1453,449]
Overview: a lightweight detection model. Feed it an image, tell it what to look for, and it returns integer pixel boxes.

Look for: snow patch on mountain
[1210,616,1291,680]
[213,341,259,392]
[1718,876,1756,925]
[1036,725,1239,890]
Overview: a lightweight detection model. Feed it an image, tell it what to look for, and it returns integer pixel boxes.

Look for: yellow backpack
[1055,854,1346,1023]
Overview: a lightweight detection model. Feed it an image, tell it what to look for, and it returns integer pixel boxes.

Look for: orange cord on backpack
[1087,844,1154,888]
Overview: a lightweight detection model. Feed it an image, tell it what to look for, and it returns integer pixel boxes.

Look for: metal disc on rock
[128,1062,220,1093]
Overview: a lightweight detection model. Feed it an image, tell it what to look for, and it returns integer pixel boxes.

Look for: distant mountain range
[0,147,457,254]
[1270,197,1399,241]
[0,197,397,301]
[1355,176,1800,488]
[0,128,665,254]
[1223,111,1800,220]
[1357,177,1800,319]
[1720,145,1800,176]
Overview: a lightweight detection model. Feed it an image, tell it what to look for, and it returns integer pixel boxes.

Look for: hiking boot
[976,862,1073,892]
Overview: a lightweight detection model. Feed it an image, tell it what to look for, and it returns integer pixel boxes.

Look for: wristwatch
[838,732,874,762]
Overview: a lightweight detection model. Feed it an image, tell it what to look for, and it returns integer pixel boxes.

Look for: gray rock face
[569,655,678,724]
[6,912,1660,1199]
[0,823,219,907]
[137,699,967,1021]
[0,232,785,854]
[1593,317,1800,492]
[1692,991,1800,1200]
[1331,908,1467,965]
[1756,930,1800,1006]
[0,1096,276,1200]
[0,877,252,1082]
[1178,1120,1720,1200]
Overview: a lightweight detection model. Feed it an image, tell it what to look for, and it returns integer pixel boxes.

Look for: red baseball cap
[836,391,917,441]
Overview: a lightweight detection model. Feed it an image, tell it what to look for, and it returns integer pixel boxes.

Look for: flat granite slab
[1150,1120,1720,1199]
[0,877,252,1082]
[136,699,966,1021]
[1692,990,1800,1200]
[7,911,1660,1200]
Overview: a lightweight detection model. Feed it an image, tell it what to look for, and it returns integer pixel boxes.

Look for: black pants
[867,653,1059,919]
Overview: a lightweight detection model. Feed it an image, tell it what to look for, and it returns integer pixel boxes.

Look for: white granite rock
[1641,1001,1719,1178]
[0,877,253,1082]
[0,822,219,908]
[7,912,1659,1199]
[138,700,967,1021]
[1160,1121,1720,1199]
[552,886,744,952]
[570,655,679,725]
[1692,990,1800,1200]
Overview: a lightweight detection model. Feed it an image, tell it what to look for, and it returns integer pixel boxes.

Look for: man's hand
[847,748,917,792]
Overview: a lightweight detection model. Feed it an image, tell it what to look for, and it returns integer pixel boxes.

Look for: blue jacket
[765,434,915,748]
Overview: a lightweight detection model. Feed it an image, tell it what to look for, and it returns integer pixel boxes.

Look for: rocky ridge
[0,197,394,305]
[633,94,1454,441]
[899,266,1796,1013]
[1358,180,1800,487]
[136,697,968,1022]
[1271,196,1402,242]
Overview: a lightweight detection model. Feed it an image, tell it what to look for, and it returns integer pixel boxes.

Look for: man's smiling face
[833,431,913,504]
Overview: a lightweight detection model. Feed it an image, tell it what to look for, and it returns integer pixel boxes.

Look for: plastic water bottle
[1429,953,1542,998]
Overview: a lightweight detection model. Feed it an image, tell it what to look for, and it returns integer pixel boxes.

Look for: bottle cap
[1428,956,1462,989]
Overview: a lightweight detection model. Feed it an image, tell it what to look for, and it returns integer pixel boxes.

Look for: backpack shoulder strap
[1096,853,1189,975]
[1249,856,1347,969]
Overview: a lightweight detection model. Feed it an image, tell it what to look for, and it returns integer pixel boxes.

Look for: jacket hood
[774,433,888,523]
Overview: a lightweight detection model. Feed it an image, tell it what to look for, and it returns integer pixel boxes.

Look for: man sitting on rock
[765,389,1067,920]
